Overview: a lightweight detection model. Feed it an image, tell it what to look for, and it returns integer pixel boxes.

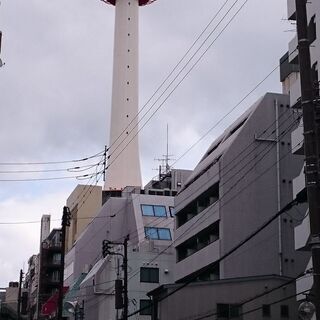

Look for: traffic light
[102,240,112,258]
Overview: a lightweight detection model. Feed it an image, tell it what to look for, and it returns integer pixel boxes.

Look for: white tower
[104,0,156,190]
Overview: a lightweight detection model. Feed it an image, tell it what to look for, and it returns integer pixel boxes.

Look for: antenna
[154,124,174,180]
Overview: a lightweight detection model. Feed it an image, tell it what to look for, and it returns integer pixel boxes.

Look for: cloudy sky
[0,0,293,286]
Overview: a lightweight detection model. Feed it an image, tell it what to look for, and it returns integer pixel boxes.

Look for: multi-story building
[281,0,320,315]
[149,93,310,319]
[24,254,39,319]
[37,229,63,319]
[63,169,191,320]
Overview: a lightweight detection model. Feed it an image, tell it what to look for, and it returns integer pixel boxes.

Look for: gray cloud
[0,0,293,285]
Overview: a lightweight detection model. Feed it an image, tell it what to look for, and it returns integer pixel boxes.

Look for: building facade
[281,0,320,315]
[149,93,310,319]
[63,169,191,319]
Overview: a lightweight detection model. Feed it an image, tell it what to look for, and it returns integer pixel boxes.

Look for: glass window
[154,205,167,217]
[262,304,271,317]
[280,305,289,318]
[145,227,158,240]
[141,205,154,216]
[158,228,171,240]
[140,299,152,316]
[140,267,159,283]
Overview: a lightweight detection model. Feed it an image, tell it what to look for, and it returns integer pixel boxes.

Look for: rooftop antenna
[154,124,174,180]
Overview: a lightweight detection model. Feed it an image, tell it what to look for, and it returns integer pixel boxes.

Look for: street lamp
[64,301,84,320]
[298,301,316,320]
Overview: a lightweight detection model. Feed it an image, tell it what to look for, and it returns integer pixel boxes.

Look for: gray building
[149,93,310,319]
[281,0,320,315]
[63,169,191,320]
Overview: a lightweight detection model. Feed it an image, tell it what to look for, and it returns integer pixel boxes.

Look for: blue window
[145,227,172,240]
[141,205,154,216]
[141,204,167,217]
[158,228,172,240]
[145,227,158,240]
[154,205,167,217]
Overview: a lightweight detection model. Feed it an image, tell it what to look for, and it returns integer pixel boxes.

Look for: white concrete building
[63,169,191,319]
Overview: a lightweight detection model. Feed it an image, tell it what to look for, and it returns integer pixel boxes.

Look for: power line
[128,191,307,317]
[126,136,304,286]
[0,150,104,166]
[106,0,251,172]
[105,0,233,153]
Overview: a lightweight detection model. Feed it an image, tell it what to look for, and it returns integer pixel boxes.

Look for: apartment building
[37,229,63,319]
[282,0,320,314]
[149,93,310,319]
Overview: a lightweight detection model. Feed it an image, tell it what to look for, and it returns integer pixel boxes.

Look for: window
[145,227,172,240]
[140,267,159,283]
[52,253,61,264]
[262,304,271,317]
[139,299,152,316]
[217,303,240,318]
[280,305,289,318]
[141,204,167,217]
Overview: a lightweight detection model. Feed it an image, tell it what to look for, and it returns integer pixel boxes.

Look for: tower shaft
[105,0,142,190]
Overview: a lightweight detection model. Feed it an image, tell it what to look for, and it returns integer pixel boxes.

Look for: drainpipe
[275,99,283,276]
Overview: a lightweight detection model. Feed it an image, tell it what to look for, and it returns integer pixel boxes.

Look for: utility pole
[102,235,129,320]
[123,236,129,320]
[57,206,71,320]
[295,0,320,317]
[17,269,23,320]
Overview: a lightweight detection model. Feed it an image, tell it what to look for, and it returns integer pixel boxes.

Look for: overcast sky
[0,0,293,286]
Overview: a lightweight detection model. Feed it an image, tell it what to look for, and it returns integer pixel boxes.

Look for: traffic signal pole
[295,0,320,317]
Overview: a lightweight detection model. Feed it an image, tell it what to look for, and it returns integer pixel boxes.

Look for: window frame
[280,305,289,318]
[262,304,271,317]
[141,204,167,217]
[139,299,152,316]
[140,267,159,283]
[144,227,172,241]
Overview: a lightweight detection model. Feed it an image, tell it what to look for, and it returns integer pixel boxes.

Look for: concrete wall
[152,276,298,320]
[65,184,102,253]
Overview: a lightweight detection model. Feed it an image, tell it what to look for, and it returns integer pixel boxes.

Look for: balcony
[296,258,313,301]
[291,117,304,155]
[175,240,220,282]
[287,0,296,20]
[288,35,298,64]
[175,201,219,247]
[295,211,310,251]
[290,73,301,107]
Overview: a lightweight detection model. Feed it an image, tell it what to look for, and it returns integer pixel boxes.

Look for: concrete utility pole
[17,269,23,320]
[57,207,71,320]
[295,0,320,317]
[102,235,129,320]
